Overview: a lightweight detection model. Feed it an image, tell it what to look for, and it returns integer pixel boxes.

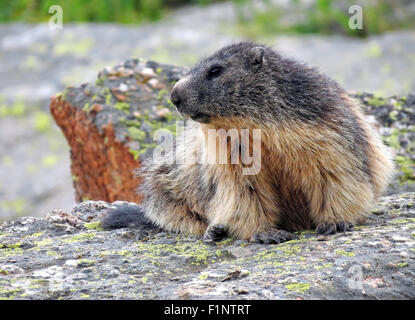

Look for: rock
[50,59,186,203]
[355,92,415,194]
[50,59,414,204]
[0,192,414,299]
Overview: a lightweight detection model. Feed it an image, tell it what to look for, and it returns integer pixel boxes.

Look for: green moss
[114,102,131,114]
[2,155,13,166]
[128,127,146,142]
[353,225,366,231]
[62,232,96,243]
[285,282,310,294]
[216,238,234,246]
[35,239,53,247]
[5,242,21,249]
[389,208,401,216]
[34,111,52,132]
[23,55,40,69]
[46,251,62,258]
[95,76,106,86]
[366,42,382,58]
[383,128,401,149]
[157,89,168,100]
[41,155,58,167]
[129,149,140,161]
[61,89,68,100]
[78,259,95,267]
[397,262,408,268]
[105,94,112,105]
[54,38,93,56]
[391,218,415,224]
[29,232,44,238]
[366,96,387,107]
[1,198,26,216]
[279,244,302,256]
[389,110,398,121]
[117,250,134,257]
[135,240,212,265]
[0,100,26,118]
[197,274,208,280]
[0,288,23,299]
[335,249,355,257]
[0,244,23,257]
[253,249,278,261]
[82,102,91,112]
[84,221,103,231]
[314,262,333,270]
[395,155,415,184]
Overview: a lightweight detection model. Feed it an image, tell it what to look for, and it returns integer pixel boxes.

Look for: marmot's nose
[170,88,182,108]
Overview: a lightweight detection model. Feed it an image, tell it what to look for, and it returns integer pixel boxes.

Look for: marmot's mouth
[190,113,211,123]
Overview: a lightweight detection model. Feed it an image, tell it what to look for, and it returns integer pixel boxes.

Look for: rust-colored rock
[50,96,140,203]
[50,59,186,203]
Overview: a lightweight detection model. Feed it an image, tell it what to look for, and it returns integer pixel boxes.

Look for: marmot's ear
[249,46,265,66]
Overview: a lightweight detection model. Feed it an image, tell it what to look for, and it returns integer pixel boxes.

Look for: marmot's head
[170,41,344,126]
[170,42,275,124]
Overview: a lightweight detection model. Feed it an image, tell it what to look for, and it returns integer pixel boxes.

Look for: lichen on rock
[50,59,186,203]
[0,193,414,299]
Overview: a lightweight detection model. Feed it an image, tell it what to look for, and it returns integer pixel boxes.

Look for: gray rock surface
[0,192,414,299]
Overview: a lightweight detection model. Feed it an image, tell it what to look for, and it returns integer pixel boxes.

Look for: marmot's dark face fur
[170,41,343,126]
[171,42,275,123]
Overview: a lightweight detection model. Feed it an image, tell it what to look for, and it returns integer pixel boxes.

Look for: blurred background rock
[0,0,414,220]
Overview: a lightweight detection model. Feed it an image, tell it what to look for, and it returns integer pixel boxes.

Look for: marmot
[101,42,394,244]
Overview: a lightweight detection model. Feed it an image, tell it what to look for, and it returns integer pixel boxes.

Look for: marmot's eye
[207,65,224,79]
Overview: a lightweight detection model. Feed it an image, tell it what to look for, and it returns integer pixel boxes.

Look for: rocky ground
[1,2,415,220]
[0,192,414,300]
[1,1,415,300]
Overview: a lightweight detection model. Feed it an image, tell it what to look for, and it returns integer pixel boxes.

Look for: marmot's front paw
[316,221,354,235]
[203,224,228,242]
[251,228,297,244]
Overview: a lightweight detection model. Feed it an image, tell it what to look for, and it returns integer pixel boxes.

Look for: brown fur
[139,95,393,241]
[129,42,396,242]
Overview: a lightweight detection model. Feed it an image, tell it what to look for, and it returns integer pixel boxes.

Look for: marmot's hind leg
[139,160,209,235]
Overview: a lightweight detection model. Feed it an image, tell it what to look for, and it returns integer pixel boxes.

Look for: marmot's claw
[316,221,354,235]
[316,222,337,235]
[251,229,297,244]
[203,224,228,242]
[336,221,354,232]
